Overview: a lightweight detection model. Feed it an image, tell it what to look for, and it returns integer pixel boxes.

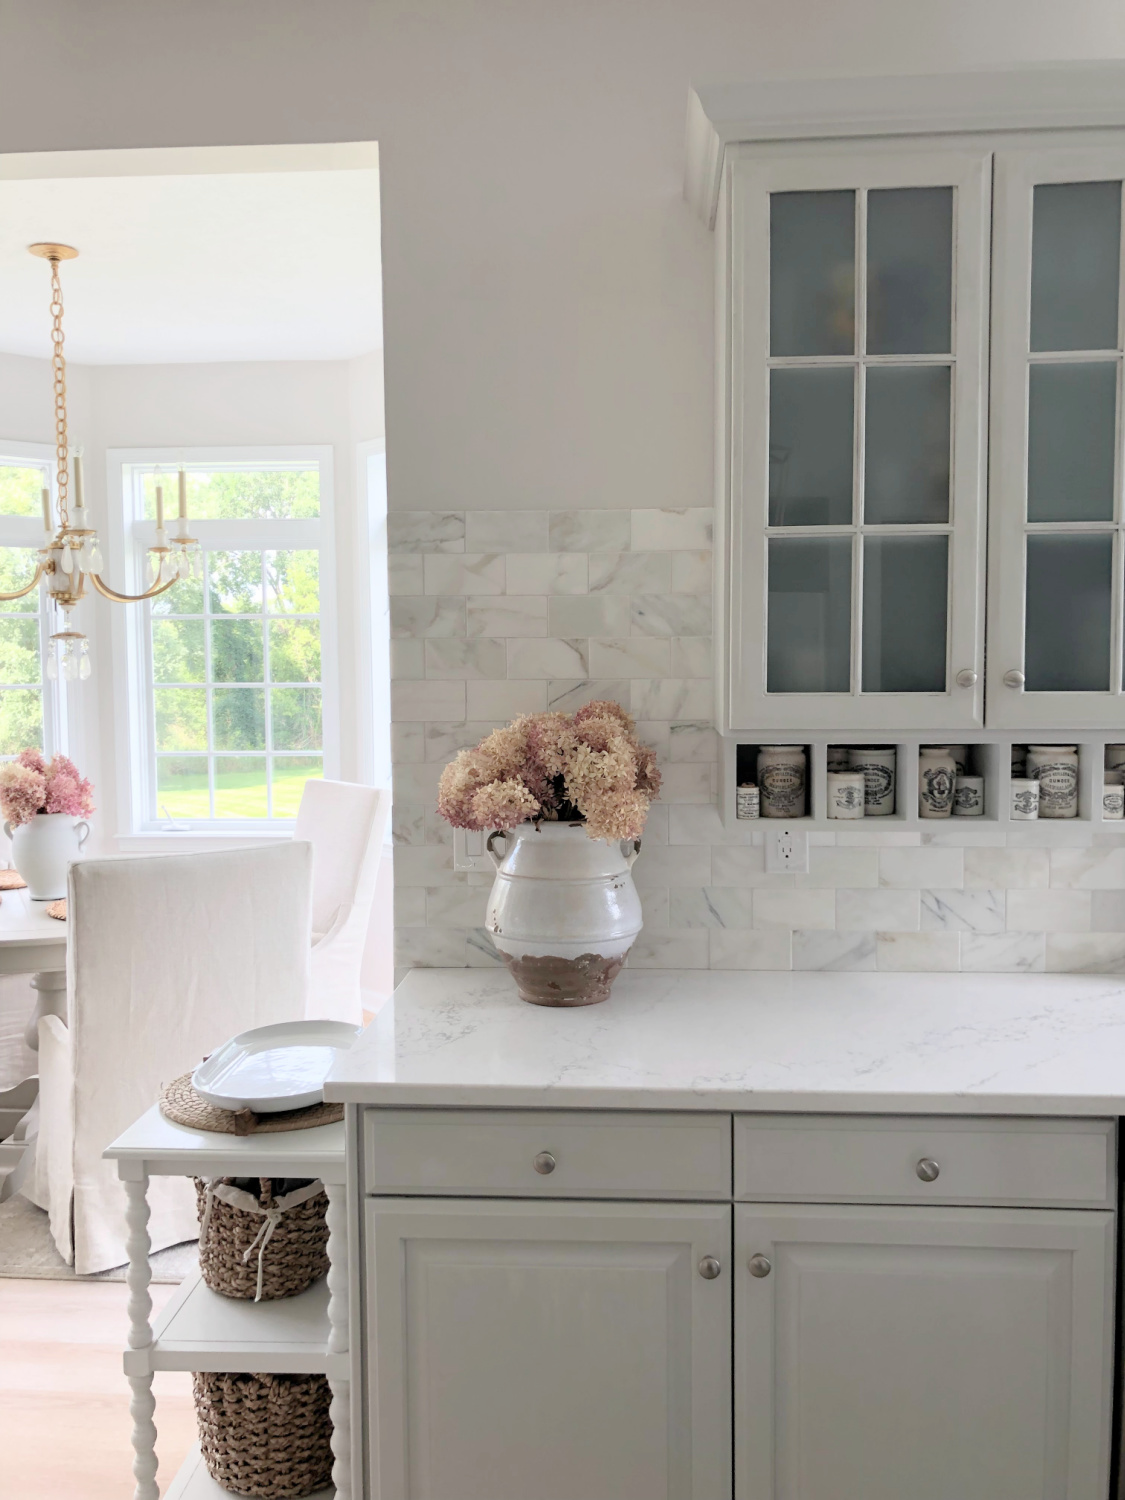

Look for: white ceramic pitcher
[4,812,90,900]
[484,820,643,1006]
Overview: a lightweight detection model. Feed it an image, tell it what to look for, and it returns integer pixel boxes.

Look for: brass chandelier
[4,243,202,680]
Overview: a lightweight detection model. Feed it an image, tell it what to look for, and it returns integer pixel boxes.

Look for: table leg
[24,969,66,1052]
[124,1173,159,1500]
[325,1180,351,1500]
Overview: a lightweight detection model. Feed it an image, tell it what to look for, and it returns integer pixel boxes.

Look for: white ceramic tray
[192,1020,362,1112]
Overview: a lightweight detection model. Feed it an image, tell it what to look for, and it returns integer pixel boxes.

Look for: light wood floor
[0,1279,196,1500]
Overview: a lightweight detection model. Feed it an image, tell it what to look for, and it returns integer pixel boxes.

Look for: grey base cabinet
[361,1110,1116,1500]
[735,1204,1115,1500]
[365,1197,732,1500]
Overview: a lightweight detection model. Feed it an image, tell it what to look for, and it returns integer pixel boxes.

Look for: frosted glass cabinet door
[366,1198,732,1500]
[990,147,1125,728]
[726,145,989,732]
[735,1204,1114,1500]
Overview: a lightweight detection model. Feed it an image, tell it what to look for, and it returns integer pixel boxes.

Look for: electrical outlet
[765,825,809,874]
[453,827,495,873]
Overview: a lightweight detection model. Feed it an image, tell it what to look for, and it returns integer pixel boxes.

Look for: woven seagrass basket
[193,1371,333,1499]
[194,1177,329,1301]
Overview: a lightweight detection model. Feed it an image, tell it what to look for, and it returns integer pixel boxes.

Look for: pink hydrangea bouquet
[437,701,660,842]
[0,750,95,828]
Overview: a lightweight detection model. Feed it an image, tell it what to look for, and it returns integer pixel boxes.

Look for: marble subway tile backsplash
[391,506,1125,975]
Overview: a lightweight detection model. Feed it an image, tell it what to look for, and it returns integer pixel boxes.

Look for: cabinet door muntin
[729,145,989,730]
[990,144,1125,727]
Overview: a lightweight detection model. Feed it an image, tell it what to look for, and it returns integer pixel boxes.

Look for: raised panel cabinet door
[724,142,990,733]
[735,1204,1114,1500]
[366,1198,732,1500]
[989,143,1125,728]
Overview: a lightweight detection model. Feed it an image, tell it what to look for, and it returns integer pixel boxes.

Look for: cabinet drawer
[735,1115,1114,1208]
[365,1109,732,1199]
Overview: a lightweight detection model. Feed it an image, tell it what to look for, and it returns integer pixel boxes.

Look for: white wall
[4,1,1125,523]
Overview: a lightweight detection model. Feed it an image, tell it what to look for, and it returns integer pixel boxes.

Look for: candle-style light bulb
[73,452,84,511]
[41,486,52,536]
[155,483,164,532]
[178,468,187,520]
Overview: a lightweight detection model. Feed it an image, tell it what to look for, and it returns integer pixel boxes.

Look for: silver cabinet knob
[916,1157,940,1182]
[533,1151,556,1175]
[698,1256,721,1280]
[955,668,979,688]
[1003,670,1025,689]
[747,1254,772,1278]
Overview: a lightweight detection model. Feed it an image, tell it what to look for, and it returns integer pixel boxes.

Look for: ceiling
[0,166,381,364]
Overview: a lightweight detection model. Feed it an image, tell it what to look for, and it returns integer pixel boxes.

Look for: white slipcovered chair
[26,842,312,1274]
[295,779,391,1025]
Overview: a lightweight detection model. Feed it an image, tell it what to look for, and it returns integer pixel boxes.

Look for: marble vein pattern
[326,969,1125,1112]
[387,504,1125,974]
[920,890,1006,935]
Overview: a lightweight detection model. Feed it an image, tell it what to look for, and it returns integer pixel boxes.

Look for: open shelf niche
[721,732,1125,835]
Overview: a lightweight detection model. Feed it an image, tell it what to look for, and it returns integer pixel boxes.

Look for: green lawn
[156,761,320,820]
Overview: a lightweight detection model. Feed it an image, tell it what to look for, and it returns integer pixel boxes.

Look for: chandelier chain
[48,256,69,528]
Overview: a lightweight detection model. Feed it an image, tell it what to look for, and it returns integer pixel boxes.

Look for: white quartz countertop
[325,969,1125,1116]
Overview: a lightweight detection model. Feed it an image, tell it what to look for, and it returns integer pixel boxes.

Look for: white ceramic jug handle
[486,830,508,869]
[622,838,642,869]
[1,821,11,842]
[75,820,90,850]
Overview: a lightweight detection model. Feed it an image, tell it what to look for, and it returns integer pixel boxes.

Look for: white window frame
[106,445,339,837]
[0,439,68,757]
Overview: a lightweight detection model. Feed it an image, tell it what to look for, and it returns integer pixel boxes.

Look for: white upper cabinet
[697,65,1125,737]
[989,143,1125,729]
[724,144,990,732]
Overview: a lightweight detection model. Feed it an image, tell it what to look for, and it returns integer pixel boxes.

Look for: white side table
[104,1105,352,1500]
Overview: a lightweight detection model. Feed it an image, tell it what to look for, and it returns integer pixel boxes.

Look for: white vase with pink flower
[0,750,94,900]
[437,702,658,1005]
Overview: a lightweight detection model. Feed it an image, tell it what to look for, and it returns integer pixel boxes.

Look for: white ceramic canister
[1104,783,1125,821]
[918,746,956,819]
[484,821,643,1006]
[848,747,896,817]
[953,775,985,817]
[757,746,807,818]
[827,771,865,819]
[736,784,760,819]
[3,811,90,901]
[1010,778,1040,821]
[947,745,970,777]
[1026,745,1079,819]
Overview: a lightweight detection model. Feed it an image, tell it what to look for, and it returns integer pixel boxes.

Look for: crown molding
[685,61,1125,228]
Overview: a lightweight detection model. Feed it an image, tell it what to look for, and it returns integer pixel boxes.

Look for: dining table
[0,884,67,1197]
[0,885,68,1052]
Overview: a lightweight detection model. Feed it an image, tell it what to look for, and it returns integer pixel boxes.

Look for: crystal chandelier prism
[4,244,202,681]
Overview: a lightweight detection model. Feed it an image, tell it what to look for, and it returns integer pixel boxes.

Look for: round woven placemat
[160,1073,343,1136]
[46,898,66,921]
[0,869,27,890]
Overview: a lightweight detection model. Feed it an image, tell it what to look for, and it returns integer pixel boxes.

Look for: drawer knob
[747,1254,772,1278]
[916,1157,940,1182]
[533,1151,556,1175]
[698,1256,722,1280]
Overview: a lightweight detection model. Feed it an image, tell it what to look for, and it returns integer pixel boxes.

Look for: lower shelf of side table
[143,1268,331,1373]
[165,1443,334,1499]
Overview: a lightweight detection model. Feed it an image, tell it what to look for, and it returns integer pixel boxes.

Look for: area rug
[0,1193,196,1282]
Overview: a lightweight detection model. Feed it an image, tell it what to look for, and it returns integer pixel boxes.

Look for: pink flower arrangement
[0,750,95,828]
[437,701,660,842]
